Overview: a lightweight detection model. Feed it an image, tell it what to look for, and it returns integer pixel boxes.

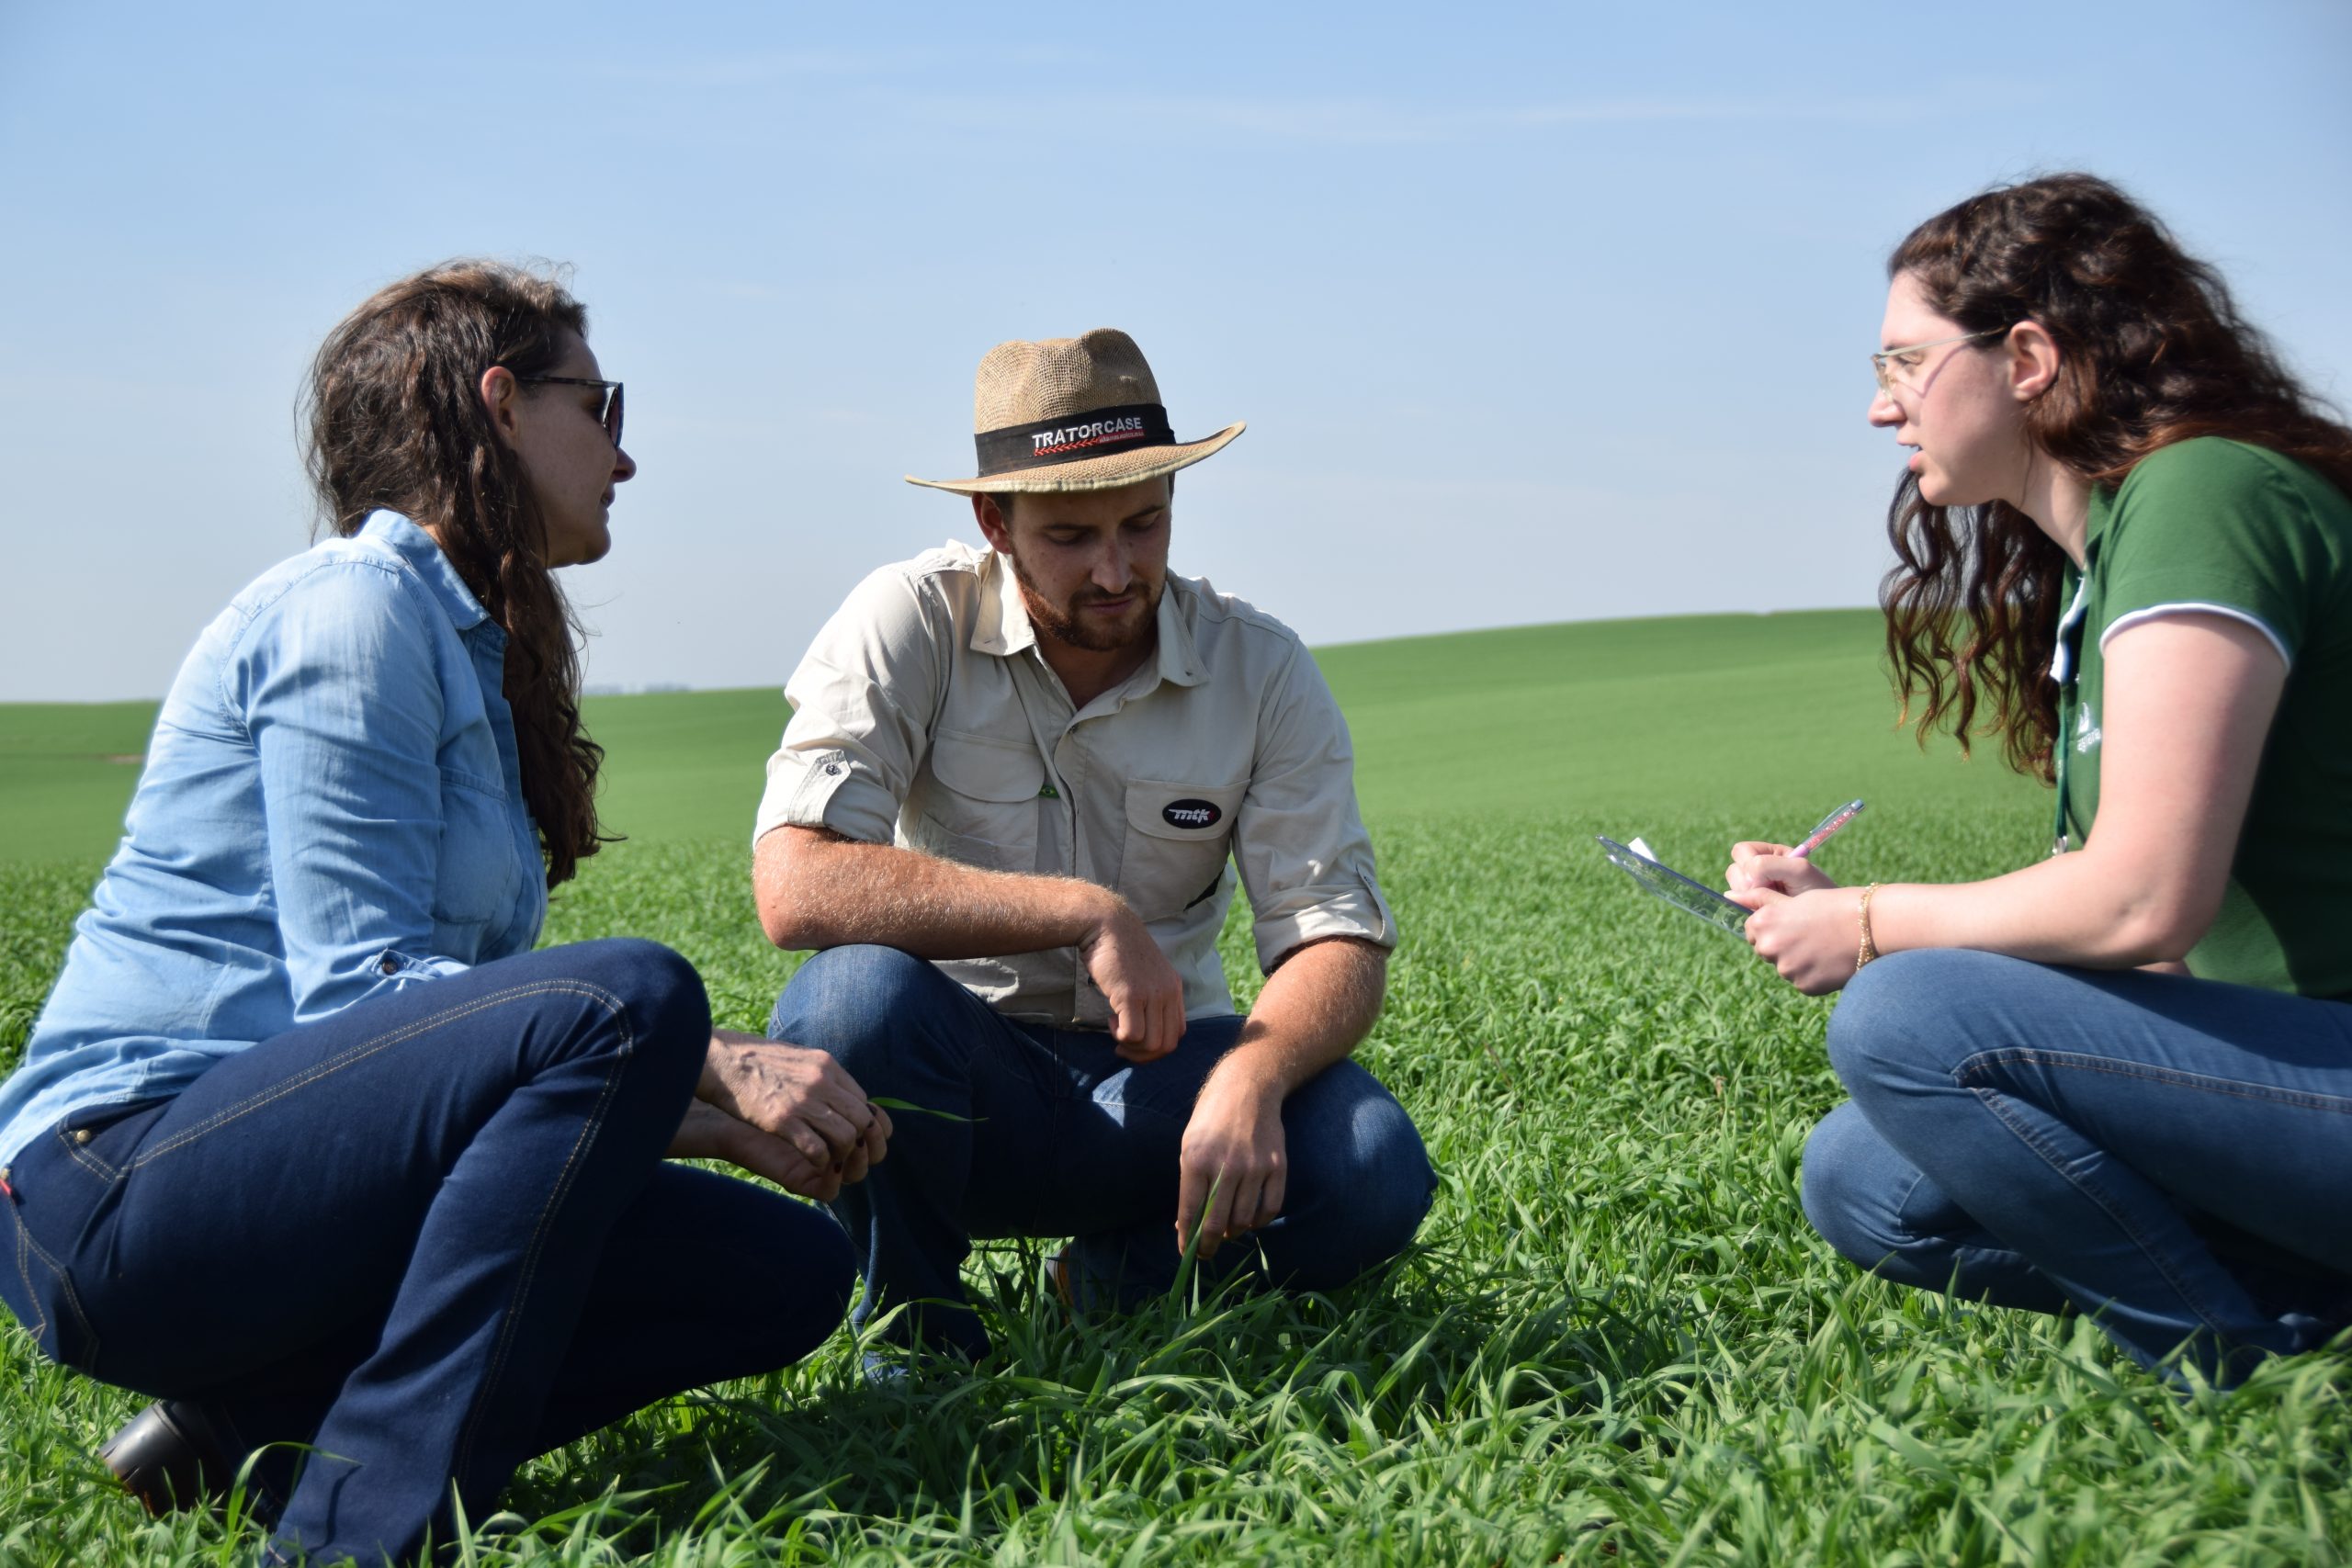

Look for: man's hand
[669,1099,850,1201]
[699,1027,891,1181]
[1080,900,1188,1063]
[1174,1068,1286,1259]
[1168,936,1387,1257]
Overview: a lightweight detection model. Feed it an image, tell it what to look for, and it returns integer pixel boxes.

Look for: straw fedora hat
[907,328,1244,494]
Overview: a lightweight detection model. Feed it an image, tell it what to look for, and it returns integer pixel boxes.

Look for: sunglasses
[518,375,625,448]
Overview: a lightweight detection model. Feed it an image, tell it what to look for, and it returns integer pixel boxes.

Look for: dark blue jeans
[767,945,1435,1361]
[1804,948,2352,1385]
[0,939,854,1564]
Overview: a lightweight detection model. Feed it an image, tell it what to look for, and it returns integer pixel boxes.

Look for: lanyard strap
[2049,575,2092,855]
[2052,739,2072,855]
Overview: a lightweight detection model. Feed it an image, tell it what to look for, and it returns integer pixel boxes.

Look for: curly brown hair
[304,261,609,886]
[1880,173,2352,780]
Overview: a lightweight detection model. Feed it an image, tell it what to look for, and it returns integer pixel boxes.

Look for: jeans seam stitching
[13,1209,98,1362]
[451,990,633,1481]
[127,981,631,1167]
[1959,1048,2352,1115]
[1962,1076,2233,1335]
[62,1136,119,1181]
[11,1222,46,1343]
[1891,1166,1934,1228]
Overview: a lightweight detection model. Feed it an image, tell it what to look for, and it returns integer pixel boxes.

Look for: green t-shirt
[2058,436,2352,998]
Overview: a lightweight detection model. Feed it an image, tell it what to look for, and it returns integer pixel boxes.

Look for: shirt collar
[360,510,492,633]
[969,550,1207,691]
[972,547,1038,658]
[1151,577,1208,689]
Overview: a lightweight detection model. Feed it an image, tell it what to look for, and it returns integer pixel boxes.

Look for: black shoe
[100,1399,238,1515]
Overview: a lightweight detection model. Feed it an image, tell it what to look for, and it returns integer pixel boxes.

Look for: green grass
[0,611,2343,1565]
[0,703,161,867]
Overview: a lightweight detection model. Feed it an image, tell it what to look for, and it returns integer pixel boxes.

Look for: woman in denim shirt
[0,263,888,1563]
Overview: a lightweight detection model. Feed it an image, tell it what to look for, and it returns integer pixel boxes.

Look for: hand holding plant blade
[696,1027,892,1185]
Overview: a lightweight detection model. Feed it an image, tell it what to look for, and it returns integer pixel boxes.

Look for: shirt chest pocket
[433,768,523,928]
[1119,778,1248,921]
[912,730,1045,873]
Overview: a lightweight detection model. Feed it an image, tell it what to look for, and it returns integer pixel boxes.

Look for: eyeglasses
[1871,328,2007,399]
[519,375,625,447]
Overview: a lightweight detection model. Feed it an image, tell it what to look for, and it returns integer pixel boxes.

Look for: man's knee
[1288,1067,1434,1281]
[1351,1102,1436,1268]
[767,944,945,1075]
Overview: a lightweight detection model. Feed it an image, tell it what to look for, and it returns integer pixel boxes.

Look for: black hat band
[974,402,1174,476]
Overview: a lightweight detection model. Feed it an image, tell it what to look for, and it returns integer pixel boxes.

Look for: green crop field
[1,610,2343,1565]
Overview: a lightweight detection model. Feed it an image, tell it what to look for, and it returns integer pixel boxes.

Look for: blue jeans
[0,939,854,1564]
[1804,948,2352,1384]
[767,945,1435,1361]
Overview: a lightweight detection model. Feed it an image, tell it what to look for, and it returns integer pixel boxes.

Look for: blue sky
[4,0,2348,701]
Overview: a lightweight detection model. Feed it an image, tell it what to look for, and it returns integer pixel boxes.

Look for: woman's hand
[669,1099,854,1201]
[1727,841,1842,897]
[1733,885,1866,996]
[696,1028,891,1185]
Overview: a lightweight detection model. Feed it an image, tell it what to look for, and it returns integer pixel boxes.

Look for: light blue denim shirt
[0,513,547,1168]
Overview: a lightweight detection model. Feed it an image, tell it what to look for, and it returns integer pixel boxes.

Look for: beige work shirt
[753,539,1395,1026]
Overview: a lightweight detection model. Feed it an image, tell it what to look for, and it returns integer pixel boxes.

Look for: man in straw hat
[750,329,1433,1363]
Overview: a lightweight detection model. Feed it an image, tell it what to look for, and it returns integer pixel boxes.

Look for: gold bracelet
[1856,883,1881,971]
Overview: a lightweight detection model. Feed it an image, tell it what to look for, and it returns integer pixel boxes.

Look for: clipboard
[1594,835,1750,938]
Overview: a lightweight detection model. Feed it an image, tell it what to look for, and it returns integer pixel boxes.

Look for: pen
[1790,798,1864,861]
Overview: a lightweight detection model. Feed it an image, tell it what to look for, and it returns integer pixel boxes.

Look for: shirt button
[380,955,400,976]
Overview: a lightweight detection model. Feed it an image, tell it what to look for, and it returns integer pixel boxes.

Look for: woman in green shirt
[1729,173,2352,1385]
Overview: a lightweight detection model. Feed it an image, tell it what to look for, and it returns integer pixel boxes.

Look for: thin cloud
[587,41,1107,87]
[587,49,893,85]
[913,80,2050,144]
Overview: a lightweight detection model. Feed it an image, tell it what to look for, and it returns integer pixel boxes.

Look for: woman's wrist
[1855,884,1881,972]
[697,1034,740,1108]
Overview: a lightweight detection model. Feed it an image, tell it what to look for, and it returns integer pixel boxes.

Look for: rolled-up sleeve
[1233,642,1396,969]
[230,562,471,1022]
[753,566,950,847]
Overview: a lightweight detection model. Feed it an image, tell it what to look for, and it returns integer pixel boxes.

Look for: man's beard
[1010,556,1162,654]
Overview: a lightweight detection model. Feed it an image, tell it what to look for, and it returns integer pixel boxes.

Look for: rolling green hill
[0,608,2039,867]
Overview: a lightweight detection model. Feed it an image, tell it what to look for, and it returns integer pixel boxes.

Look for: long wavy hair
[1880,173,2352,780]
[304,261,608,886]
